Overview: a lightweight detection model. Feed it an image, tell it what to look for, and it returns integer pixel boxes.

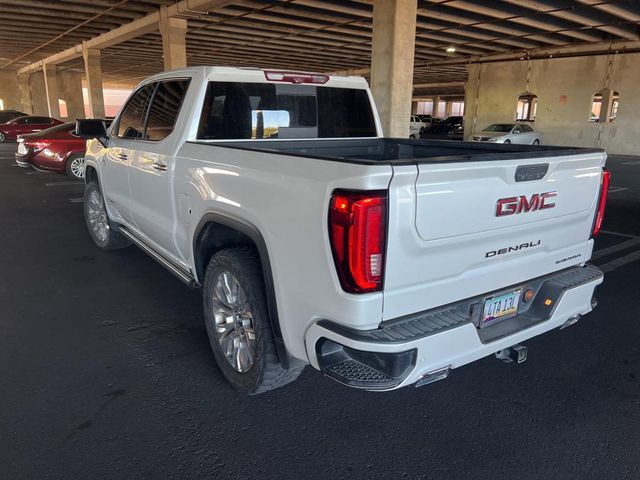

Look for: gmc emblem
[496,192,557,217]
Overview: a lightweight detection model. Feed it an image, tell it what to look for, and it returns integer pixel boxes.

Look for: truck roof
[136,66,370,90]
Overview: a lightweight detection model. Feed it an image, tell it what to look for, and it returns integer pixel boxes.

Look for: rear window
[197,82,376,140]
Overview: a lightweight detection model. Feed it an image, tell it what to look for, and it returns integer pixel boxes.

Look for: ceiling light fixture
[446,46,456,53]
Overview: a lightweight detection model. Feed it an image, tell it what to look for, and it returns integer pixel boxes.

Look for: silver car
[470,123,542,145]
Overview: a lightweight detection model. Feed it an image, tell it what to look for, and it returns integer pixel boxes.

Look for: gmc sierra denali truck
[77,66,608,394]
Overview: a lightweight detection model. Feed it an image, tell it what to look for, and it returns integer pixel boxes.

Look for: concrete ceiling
[1,0,640,95]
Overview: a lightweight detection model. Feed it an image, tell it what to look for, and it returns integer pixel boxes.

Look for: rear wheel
[504,139,512,144]
[0,132,5,143]
[84,182,130,250]
[65,154,85,180]
[203,247,303,394]
[409,134,416,139]
[532,139,540,145]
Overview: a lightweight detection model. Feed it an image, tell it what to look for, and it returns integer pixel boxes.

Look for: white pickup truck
[77,66,609,394]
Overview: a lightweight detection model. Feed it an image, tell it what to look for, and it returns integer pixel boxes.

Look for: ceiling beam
[15,0,234,74]
[413,81,466,89]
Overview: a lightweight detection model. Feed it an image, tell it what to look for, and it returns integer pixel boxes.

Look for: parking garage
[1,1,640,479]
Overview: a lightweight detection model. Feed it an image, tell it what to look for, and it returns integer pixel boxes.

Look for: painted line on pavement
[600,230,638,238]
[68,198,84,204]
[45,181,84,187]
[592,236,640,260]
[622,160,640,165]
[598,249,640,273]
[608,187,629,193]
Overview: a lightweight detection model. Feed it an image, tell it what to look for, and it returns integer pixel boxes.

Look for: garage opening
[590,90,619,123]
[516,93,537,122]
[58,99,67,118]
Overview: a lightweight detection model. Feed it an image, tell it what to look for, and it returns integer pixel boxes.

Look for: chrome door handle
[152,162,167,171]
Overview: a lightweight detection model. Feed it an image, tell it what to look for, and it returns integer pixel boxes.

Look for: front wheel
[65,154,85,180]
[203,247,303,394]
[0,132,5,143]
[504,139,512,144]
[532,139,540,145]
[409,134,416,139]
[83,182,130,250]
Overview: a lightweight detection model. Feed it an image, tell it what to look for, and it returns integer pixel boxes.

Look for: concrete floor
[1,143,639,479]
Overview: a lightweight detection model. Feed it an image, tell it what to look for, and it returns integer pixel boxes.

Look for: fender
[193,212,289,368]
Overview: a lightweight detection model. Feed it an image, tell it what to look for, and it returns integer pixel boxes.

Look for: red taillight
[592,168,610,237]
[264,70,329,84]
[329,190,387,293]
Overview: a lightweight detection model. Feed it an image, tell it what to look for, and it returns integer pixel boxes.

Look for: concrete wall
[0,71,22,111]
[465,53,640,155]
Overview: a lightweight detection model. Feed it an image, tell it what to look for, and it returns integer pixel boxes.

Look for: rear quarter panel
[174,142,393,361]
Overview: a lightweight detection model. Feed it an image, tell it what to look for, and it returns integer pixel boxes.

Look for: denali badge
[496,192,557,217]
[486,240,541,258]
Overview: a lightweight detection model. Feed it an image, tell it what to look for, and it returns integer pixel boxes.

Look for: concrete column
[42,63,61,119]
[370,0,417,137]
[160,7,187,71]
[58,71,85,120]
[433,96,440,118]
[83,46,106,119]
[445,100,452,118]
[18,73,33,114]
[411,101,419,114]
[29,72,48,115]
[599,89,614,123]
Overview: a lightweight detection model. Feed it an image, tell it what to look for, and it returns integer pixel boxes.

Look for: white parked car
[409,115,428,138]
[77,67,607,394]
[470,123,542,145]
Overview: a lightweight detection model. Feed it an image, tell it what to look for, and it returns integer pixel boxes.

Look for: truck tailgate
[383,150,606,321]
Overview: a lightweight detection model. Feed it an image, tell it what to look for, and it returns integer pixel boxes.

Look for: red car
[0,115,63,143]
[15,122,88,179]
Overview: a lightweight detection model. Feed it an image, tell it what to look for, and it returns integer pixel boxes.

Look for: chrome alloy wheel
[87,189,110,243]
[212,271,257,373]
[0,132,5,143]
[70,156,85,179]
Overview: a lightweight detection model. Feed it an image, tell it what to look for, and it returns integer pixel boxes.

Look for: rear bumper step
[308,264,603,390]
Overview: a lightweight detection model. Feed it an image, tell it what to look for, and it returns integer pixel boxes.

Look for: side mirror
[76,119,109,147]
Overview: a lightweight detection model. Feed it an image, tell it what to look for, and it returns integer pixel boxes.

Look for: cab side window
[144,79,191,141]
[116,84,155,139]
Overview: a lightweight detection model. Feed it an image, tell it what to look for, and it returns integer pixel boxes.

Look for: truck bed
[190,138,603,165]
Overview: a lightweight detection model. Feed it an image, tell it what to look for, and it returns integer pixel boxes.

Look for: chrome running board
[118,226,198,288]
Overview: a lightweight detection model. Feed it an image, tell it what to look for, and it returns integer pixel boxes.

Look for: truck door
[128,79,191,264]
[100,83,155,225]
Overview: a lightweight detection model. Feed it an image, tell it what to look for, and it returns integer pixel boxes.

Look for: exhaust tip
[415,366,451,388]
[560,314,581,330]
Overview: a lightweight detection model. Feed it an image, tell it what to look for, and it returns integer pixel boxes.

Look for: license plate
[481,289,521,327]
[17,143,27,155]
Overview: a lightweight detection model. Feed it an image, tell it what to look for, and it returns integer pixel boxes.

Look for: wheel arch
[193,213,289,368]
[84,163,99,185]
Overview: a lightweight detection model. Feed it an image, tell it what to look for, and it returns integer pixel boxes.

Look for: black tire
[0,132,5,143]
[409,134,416,139]
[532,139,540,145]
[83,182,131,250]
[203,247,303,394]
[65,154,85,180]
[504,139,512,144]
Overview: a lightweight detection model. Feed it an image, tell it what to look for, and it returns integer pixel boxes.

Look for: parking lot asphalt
[1,143,639,480]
